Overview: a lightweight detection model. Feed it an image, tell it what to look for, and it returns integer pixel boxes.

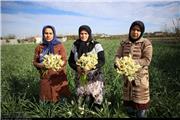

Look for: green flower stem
[80,74,88,86]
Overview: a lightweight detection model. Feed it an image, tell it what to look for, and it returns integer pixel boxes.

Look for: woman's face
[80,30,89,42]
[130,25,141,39]
[44,28,54,42]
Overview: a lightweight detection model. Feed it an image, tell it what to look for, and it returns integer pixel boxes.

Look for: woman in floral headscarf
[114,21,153,118]
[33,25,71,103]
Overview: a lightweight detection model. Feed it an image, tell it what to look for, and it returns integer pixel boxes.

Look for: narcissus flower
[76,53,98,86]
[76,53,98,71]
[43,54,64,71]
[115,54,141,82]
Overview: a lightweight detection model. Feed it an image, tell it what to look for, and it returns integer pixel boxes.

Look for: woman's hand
[83,69,90,74]
[37,63,45,69]
[48,69,58,76]
[56,66,64,72]
[77,66,90,75]
[77,66,83,75]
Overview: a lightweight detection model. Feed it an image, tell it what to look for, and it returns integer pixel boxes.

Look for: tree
[4,34,16,39]
[172,18,180,37]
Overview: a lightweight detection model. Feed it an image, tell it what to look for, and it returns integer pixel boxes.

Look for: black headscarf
[129,20,145,43]
[74,25,96,58]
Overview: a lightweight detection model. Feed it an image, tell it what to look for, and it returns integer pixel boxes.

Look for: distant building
[154,31,164,36]
[57,36,67,42]
[1,39,19,45]
[100,33,110,38]
[34,36,42,44]
[24,36,42,44]
[1,40,7,45]
[60,37,67,42]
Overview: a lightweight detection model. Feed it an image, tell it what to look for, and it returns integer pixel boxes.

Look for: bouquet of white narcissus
[43,54,64,71]
[115,54,141,82]
[76,53,98,86]
[76,53,98,71]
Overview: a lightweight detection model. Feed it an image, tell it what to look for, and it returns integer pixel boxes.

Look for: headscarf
[39,25,61,63]
[129,20,145,42]
[74,25,96,58]
[78,25,92,42]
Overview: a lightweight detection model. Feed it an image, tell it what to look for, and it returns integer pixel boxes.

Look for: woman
[68,25,105,108]
[33,25,71,103]
[114,21,153,118]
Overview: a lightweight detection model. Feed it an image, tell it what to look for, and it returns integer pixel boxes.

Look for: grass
[1,39,180,118]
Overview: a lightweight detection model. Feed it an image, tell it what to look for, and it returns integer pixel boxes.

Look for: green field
[1,39,180,118]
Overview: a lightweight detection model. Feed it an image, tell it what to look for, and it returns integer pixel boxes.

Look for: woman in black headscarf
[114,21,153,118]
[68,25,105,109]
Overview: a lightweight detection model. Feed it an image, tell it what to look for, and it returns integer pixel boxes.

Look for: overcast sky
[1,0,180,38]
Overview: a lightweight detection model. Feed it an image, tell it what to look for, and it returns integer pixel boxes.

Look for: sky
[1,0,180,38]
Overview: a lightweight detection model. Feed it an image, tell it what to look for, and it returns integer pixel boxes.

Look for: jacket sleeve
[96,51,105,69]
[68,50,77,71]
[136,39,153,66]
[58,44,67,67]
[94,43,105,69]
[32,45,44,70]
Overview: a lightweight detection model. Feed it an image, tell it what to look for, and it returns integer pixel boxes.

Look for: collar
[124,37,146,44]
